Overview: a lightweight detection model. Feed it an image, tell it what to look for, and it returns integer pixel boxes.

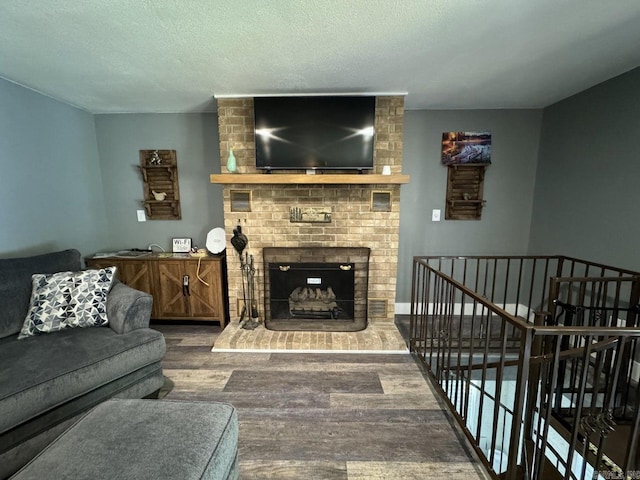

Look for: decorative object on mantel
[226,146,237,173]
[138,149,181,220]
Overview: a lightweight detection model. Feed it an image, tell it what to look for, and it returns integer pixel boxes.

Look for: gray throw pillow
[18,267,116,339]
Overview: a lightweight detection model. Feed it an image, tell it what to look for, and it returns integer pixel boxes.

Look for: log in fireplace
[262,247,370,331]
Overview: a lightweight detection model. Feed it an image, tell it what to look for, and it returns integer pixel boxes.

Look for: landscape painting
[441,131,492,165]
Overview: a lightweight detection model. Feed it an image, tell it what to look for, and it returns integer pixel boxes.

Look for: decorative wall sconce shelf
[445,163,488,220]
[139,149,181,220]
[140,200,181,219]
[138,165,178,183]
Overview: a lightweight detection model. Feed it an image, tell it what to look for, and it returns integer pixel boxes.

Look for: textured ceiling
[1,0,639,113]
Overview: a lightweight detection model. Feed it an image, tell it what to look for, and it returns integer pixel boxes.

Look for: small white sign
[307,277,322,285]
[172,237,192,253]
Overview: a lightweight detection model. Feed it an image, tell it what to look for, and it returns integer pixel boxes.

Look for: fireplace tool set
[230,225,260,330]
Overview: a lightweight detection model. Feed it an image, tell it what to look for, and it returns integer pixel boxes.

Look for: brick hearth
[216,96,404,323]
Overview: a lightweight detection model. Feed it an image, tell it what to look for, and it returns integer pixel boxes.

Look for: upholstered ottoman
[11,399,239,480]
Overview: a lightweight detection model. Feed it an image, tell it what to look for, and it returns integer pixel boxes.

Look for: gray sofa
[0,249,166,478]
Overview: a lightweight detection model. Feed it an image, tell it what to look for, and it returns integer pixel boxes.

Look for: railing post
[547,277,559,315]
[520,312,548,479]
[408,255,640,480]
[505,325,534,480]
[629,275,640,327]
[624,382,640,475]
[410,257,419,346]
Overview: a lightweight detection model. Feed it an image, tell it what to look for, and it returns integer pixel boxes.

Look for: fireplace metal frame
[262,247,370,331]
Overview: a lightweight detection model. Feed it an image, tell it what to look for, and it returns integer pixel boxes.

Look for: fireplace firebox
[263,247,370,331]
[270,262,354,320]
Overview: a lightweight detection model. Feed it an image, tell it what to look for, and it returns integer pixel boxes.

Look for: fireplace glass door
[268,263,355,322]
[262,247,370,332]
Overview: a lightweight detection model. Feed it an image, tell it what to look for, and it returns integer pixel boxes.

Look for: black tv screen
[254,96,375,171]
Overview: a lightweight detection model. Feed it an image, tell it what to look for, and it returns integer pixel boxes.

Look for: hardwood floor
[154,321,487,479]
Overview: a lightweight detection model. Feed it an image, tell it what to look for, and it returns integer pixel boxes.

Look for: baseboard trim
[395,303,411,315]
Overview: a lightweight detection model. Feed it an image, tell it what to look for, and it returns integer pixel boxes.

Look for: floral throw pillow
[18,267,116,339]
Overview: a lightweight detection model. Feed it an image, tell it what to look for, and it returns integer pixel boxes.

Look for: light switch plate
[432,209,441,222]
[136,210,146,222]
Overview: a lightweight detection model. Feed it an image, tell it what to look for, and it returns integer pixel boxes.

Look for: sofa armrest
[106,282,153,334]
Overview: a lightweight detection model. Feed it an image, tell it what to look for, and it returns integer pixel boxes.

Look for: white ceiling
[1,0,639,114]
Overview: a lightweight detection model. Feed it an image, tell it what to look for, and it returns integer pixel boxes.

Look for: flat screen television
[254,96,376,171]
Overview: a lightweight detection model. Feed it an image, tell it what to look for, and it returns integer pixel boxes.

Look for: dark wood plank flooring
[154,321,487,479]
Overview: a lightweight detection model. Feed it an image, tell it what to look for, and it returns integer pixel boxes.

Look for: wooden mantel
[209,173,410,185]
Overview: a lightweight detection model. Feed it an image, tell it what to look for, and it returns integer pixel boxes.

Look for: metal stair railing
[410,255,640,480]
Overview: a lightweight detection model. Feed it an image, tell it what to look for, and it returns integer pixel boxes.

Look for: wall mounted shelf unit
[139,149,181,220]
[445,163,488,220]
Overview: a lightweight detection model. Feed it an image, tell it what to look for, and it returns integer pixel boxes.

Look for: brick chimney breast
[217,96,404,323]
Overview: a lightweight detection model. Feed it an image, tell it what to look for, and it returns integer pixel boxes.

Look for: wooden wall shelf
[139,150,181,220]
[445,163,488,220]
[209,174,410,185]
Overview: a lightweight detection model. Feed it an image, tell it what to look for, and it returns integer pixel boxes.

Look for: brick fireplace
[215,96,404,324]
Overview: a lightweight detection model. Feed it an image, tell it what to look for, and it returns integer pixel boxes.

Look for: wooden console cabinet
[86,253,229,326]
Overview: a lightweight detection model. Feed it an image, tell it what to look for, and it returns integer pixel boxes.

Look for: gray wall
[396,109,543,302]
[6,65,636,298]
[0,77,108,258]
[528,67,640,271]
[94,113,224,252]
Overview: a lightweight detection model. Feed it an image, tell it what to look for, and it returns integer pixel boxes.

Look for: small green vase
[226,148,237,173]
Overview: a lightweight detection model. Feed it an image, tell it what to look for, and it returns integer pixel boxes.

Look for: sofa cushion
[11,399,239,480]
[0,326,166,435]
[0,249,81,339]
[18,267,116,339]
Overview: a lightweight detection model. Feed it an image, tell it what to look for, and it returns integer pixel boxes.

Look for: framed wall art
[441,132,492,165]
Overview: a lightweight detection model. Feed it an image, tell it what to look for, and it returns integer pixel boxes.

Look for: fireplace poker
[240,253,260,330]
[238,255,247,322]
[249,255,259,320]
[244,253,252,321]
